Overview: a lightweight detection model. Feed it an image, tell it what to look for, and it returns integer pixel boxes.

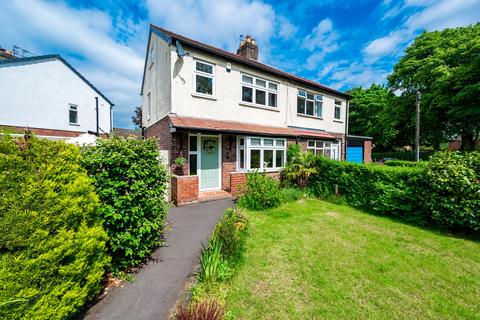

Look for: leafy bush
[281,144,317,188]
[0,135,109,320]
[81,137,168,272]
[199,238,225,284]
[373,150,434,161]
[211,208,248,264]
[174,299,225,320]
[384,159,428,167]
[237,171,281,210]
[280,187,305,202]
[424,152,480,230]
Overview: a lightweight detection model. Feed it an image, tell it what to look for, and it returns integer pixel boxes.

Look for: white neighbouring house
[0,54,114,140]
[141,25,372,205]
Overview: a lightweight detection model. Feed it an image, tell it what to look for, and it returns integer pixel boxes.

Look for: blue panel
[347,146,364,163]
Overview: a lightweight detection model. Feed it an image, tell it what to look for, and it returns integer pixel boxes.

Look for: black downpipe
[95,97,99,136]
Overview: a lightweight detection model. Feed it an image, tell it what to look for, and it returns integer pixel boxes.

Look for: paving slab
[83,199,233,320]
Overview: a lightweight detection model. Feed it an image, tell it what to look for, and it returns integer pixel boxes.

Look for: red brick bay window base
[171,175,199,205]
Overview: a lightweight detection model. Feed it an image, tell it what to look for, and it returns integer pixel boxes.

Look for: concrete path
[83,199,233,320]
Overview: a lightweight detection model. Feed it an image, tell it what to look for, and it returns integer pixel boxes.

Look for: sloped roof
[0,54,114,106]
[143,24,350,99]
[168,114,336,139]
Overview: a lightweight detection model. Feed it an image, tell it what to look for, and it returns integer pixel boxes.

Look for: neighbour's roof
[112,127,141,138]
[146,24,350,99]
[168,114,336,139]
[0,54,114,106]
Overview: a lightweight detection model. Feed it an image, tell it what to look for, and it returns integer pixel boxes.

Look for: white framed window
[150,44,155,67]
[307,140,341,160]
[188,134,199,175]
[69,104,78,125]
[147,92,151,120]
[237,136,286,171]
[241,74,278,108]
[194,60,215,96]
[297,89,323,117]
[334,100,342,120]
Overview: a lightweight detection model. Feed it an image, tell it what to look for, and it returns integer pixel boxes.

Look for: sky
[1,0,479,129]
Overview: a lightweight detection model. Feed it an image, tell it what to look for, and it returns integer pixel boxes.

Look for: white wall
[0,58,111,133]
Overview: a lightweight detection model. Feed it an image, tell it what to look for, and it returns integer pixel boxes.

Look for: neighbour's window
[297,90,323,117]
[237,136,286,171]
[150,45,155,67]
[69,104,78,124]
[307,140,341,160]
[241,74,278,108]
[189,135,198,175]
[334,100,342,120]
[147,92,151,120]
[194,60,214,96]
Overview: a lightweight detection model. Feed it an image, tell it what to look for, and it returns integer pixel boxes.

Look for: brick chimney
[237,35,258,60]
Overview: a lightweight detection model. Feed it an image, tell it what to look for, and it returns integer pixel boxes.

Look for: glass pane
[275,150,285,168]
[189,154,197,175]
[268,92,277,107]
[256,79,266,87]
[239,137,245,146]
[263,150,273,168]
[335,100,342,106]
[315,101,323,117]
[264,139,274,146]
[242,86,253,102]
[306,100,314,115]
[324,141,331,148]
[250,138,261,146]
[196,61,213,74]
[242,75,253,84]
[268,82,278,91]
[324,149,332,158]
[297,97,305,114]
[239,149,245,169]
[307,92,314,100]
[250,149,260,169]
[189,136,197,151]
[196,75,213,95]
[69,109,77,123]
[276,139,285,147]
[316,141,323,148]
[335,107,341,119]
[255,90,266,105]
[298,90,306,97]
[308,140,315,147]
[315,94,323,101]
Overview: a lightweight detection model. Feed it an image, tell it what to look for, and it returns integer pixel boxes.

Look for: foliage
[424,152,480,230]
[0,135,109,320]
[279,187,305,203]
[347,85,398,149]
[175,155,187,167]
[383,160,428,167]
[211,208,248,264]
[199,238,226,284]
[174,299,225,320]
[131,106,142,129]
[373,150,434,161]
[388,24,480,150]
[281,144,317,188]
[237,171,281,210]
[81,137,169,272]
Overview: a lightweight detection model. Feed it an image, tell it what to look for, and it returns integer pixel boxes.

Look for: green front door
[200,136,220,190]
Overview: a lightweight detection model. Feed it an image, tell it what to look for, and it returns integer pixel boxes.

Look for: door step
[198,190,232,202]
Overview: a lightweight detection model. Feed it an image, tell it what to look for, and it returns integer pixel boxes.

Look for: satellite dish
[176,41,189,58]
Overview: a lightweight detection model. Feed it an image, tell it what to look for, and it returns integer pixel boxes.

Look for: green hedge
[0,136,109,320]
[81,137,169,272]
[309,152,479,232]
[383,159,428,167]
[372,151,434,161]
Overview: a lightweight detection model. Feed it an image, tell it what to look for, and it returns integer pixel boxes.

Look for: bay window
[307,140,341,160]
[241,74,278,108]
[298,89,323,117]
[194,60,214,96]
[237,136,286,171]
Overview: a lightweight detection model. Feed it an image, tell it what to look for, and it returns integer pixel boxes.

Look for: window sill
[191,93,217,101]
[333,119,344,123]
[236,168,284,173]
[239,102,280,112]
[297,114,323,120]
[69,123,80,126]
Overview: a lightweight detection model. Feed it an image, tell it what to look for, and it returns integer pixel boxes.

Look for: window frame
[307,139,341,160]
[241,73,279,108]
[68,104,79,125]
[237,136,287,172]
[188,134,199,176]
[334,100,342,120]
[194,59,215,97]
[297,89,324,118]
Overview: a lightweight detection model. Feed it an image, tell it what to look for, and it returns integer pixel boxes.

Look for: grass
[225,199,480,319]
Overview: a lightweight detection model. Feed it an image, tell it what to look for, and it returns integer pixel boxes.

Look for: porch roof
[168,115,336,139]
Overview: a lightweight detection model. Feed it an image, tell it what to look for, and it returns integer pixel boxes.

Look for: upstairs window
[194,60,214,96]
[297,90,323,117]
[69,104,78,124]
[334,100,342,120]
[241,74,278,108]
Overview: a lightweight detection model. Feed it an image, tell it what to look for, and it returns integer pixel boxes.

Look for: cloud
[325,62,389,90]
[302,18,340,70]
[277,16,298,40]
[363,30,407,62]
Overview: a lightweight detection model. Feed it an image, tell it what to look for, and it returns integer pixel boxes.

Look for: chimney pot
[237,34,258,60]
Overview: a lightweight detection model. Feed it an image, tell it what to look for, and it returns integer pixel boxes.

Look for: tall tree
[131,106,142,129]
[347,84,398,150]
[388,23,480,150]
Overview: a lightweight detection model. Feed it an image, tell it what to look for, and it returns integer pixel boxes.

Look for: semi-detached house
[141,24,370,205]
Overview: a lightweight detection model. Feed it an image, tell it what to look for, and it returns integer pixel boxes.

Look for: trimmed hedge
[372,150,434,161]
[383,159,428,167]
[309,152,479,232]
[81,137,169,272]
[0,135,109,320]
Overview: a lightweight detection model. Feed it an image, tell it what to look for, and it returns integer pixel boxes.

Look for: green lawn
[225,199,480,319]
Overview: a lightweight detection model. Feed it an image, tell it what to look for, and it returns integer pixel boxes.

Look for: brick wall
[363,140,372,163]
[0,125,82,138]
[171,175,199,205]
[171,132,189,175]
[230,172,246,197]
[222,134,237,192]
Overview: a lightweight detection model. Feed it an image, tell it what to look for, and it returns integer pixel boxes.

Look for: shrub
[0,135,109,320]
[279,187,305,202]
[199,238,225,284]
[237,171,281,210]
[384,159,428,167]
[424,152,480,230]
[81,137,169,272]
[211,208,248,265]
[281,144,317,188]
[372,150,434,161]
[174,299,225,320]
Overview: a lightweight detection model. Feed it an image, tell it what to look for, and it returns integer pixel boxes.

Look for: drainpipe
[95,97,99,136]
[344,99,350,161]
